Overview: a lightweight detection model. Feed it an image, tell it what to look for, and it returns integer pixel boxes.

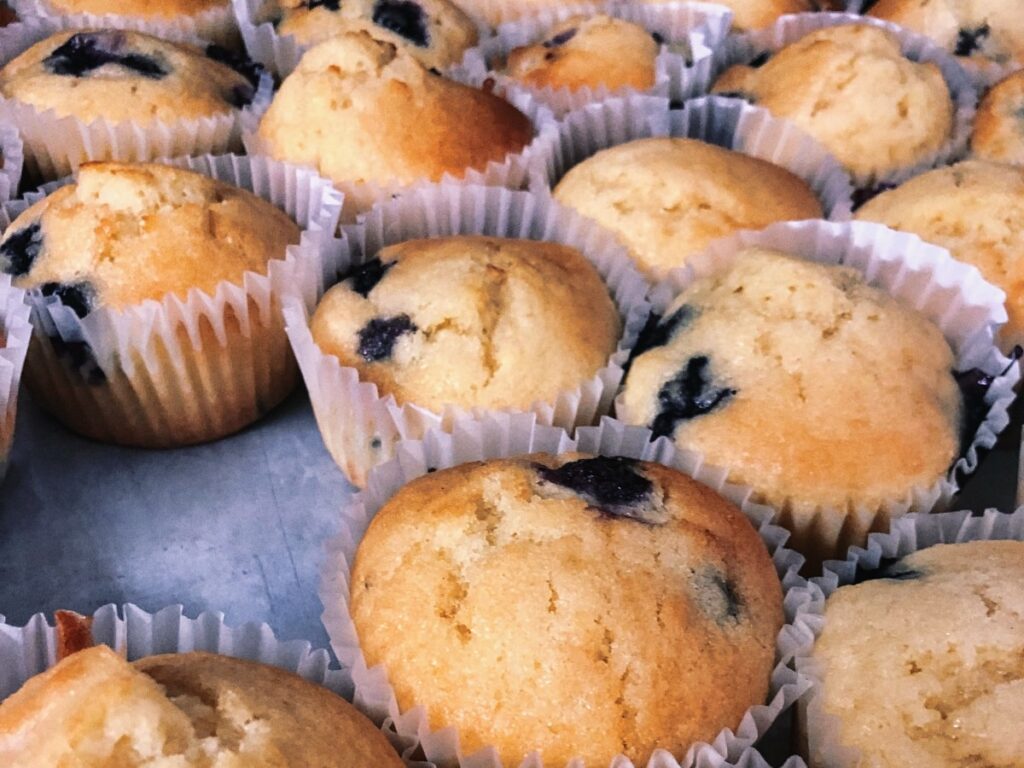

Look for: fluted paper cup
[0,274,30,483]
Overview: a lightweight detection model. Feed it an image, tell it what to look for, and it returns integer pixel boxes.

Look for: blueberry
[48,336,106,384]
[542,28,577,48]
[44,32,168,80]
[853,556,924,584]
[650,355,735,438]
[0,223,43,277]
[344,257,394,297]
[955,24,990,56]
[372,0,430,48]
[715,91,757,104]
[308,0,341,9]
[535,456,660,524]
[357,314,417,361]
[694,568,743,624]
[40,281,96,319]
[626,304,696,373]
[205,44,261,89]
[748,51,771,68]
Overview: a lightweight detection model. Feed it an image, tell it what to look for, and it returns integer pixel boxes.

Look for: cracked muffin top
[0,29,259,124]
[0,644,404,766]
[310,235,621,411]
[618,247,963,513]
[552,137,823,280]
[711,24,954,183]
[0,161,300,316]
[972,69,1024,168]
[274,0,479,70]
[349,454,784,766]
[809,540,1024,767]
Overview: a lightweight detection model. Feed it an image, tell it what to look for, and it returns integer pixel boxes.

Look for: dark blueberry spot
[428,67,441,75]
[748,51,771,68]
[344,257,394,297]
[205,44,262,89]
[853,556,925,584]
[226,83,255,108]
[651,355,735,438]
[543,28,577,48]
[48,335,106,384]
[40,281,96,319]
[626,304,696,373]
[308,0,341,9]
[694,569,743,623]
[357,314,417,361]
[954,24,990,56]
[372,0,429,48]
[851,182,896,211]
[536,456,659,523]
[715,90,757,104]
[44,32,168,80]
[651,31,665,45]
[0,223,42,277]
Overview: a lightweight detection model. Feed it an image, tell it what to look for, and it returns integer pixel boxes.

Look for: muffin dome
[553,137,823,279]
[972,69,1024,167]
[35,0,227,17]
[350,454,784,766]
[712,24,954,182]
[310,235,621,411]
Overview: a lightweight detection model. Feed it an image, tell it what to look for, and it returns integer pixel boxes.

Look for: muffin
[972,69,1024,167]
[502,14,658,93]
[711,24,955,183]
[0,160,303,447]
[806,540,1024,767]
[0,644,405,766]
[553,137,824,279]
[310,235,621,412]
[274,0,479,70]
[256,30,533,193]
[618,248,963,550]
[856,160,1024,352]
[642,0,822,32]
[349,453,785,766]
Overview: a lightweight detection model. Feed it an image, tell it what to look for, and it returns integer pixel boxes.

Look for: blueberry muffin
[972,69,1024,167]
[619,248,962,552]
[502,14,658,93]
[26,0,227,18]
[0,644,405,766]
[641,0,822,32]
[0,161,302,446]
[274,0,479,70]
[0,29,260,124]
[350,454,784,766]
[712,24,954,183]
[867,0,1024,69]
[310,235,620,412]
[806,540,1024,767]
[257,30,533,190]
[553,137,823,280]
[856,160,1024,352]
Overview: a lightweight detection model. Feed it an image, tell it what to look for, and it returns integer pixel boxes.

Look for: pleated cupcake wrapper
[452,1,730,118]
[538,94,855,230]
[284,182,653,487]
[0,276,31,484]
[713,12,977,190]
[781,507,1024,767]
[317,413,811,768]
[626,218,1019,563]
[242,85,559,224]
[8,0,240,47]
[0,16,273,183]
[0,121,23,203]
[0,153,343,446]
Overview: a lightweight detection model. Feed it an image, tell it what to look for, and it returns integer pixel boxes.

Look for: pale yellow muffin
[310,235,621,411]
[257,30,534,189]
[712,24,954,182]
[619,248,962,521]
[350,454,784,766]
[808,540,1024,767]
[856,160,1024,351]
[553,137,823,279]
[972,69,1024,167]
[0,645,405,767]
[36,0,226,16]
[503,14,658,93]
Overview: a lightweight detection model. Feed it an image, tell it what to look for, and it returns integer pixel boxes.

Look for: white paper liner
[0,153,344,447]
[0,15,273,182]
[627,218,1019,562]
[0,275,31,484]
[452,1,729,117]
[285,182,653,487]
[538,94,855,228]
[0,121,23,202]
[8,0,240,47]
[712,12,978,189]
[317,413,811,768]
[783,506,1024,767]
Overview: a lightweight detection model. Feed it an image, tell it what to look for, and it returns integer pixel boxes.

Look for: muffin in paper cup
[0,16,273,183]
[0,120,22,202]
[620,218,1018,564]
[787,507,1024,767]
[285,182,652,487]
[453,1,730,117]
[318,412,811,768]
[0,153,343,448]
[0,274,30,484]
[711,12,977,192]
